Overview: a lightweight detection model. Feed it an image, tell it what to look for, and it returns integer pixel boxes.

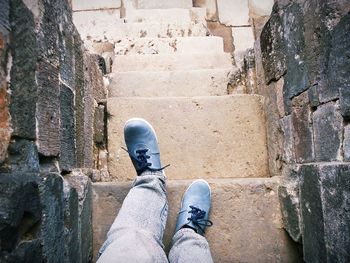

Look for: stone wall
[0,0,107,261]
[194,0,273,65]
[255,0,350,262]
[193,0,274,94]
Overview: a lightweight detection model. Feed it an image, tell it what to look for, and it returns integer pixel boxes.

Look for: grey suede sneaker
[123,118,168,175]
[175,179,213,235]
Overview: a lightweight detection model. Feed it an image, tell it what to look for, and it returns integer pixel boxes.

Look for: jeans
[97,171,213,263]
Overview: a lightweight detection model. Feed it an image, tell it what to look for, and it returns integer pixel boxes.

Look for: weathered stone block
[279,185,301,241]
[291,92,314,163]
[39,173,65,263]
[254,36,266,96]
[344,125,350,162]
[255,77,283,177]
[217,0,250,26]
[308,85,319,108]
[73,32,85,168]
[58,19,75,88]
[94,104,105,145]
[302,1,333,104]
[340,88,350,118]
[9,0,38,139]
[275,77,285,118]
[320,164,350,262]
[81,54,95,168]
[329,13,350,117]
[86,54,106,102]
[0,0,10,30]
[0,239,43,263]
[37,0,59,67]
[65,172,93,263]
[260,3,286,84]
[280,115,295,163]
[300,164,327,262]
[6,139,40,173]
[204,21,233,53]
[74,38,95,168]
[63,181,81,263]
[0,172,69,261]
[313,102,343,162]
[36,60,60,157]
[282,3,308,113]
[0,173,41,252]
[300,164,350,263]
[279,165,301,243]
[59,84,76,172]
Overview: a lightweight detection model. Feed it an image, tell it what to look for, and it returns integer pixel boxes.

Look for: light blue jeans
[97,172,213,263]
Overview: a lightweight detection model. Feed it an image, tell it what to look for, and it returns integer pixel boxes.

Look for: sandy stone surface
[217,0,250,26]
[107,95,268,181]
[126,8,192,24]
[114,36,224,55]
[112,53,232,72]
[248,0,274,17]
[92,177,300,262]
[108,68,234,97]
[137,0,193,9]
[72,0,121,11]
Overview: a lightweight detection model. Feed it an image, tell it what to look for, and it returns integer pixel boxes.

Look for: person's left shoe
[123,118,168,175]
[175,179,213,235]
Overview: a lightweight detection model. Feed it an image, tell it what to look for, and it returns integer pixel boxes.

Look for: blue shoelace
[122,147,169,175]
[187,205,213,234]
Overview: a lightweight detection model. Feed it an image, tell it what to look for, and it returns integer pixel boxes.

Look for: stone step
[107,95,268,181]
[126,8,191,24]
[136,0,193,9]
[92,177,300,262]
[108,68,234,97]
[72,0,122,11]
[125,8,207,24]
[112,53,232,72]
[106,22,208,41]
[190,7,207,24]
[73,10,124,42]
[114,36,224,55]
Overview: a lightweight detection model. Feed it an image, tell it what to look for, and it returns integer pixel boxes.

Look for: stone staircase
[92,1,298,262]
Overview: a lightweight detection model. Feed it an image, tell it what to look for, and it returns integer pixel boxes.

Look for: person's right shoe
[175,179,213,235]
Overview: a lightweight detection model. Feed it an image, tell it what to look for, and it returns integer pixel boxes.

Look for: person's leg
[98,171,168,263]
[98,118,169,263]
[168,179,214,263]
